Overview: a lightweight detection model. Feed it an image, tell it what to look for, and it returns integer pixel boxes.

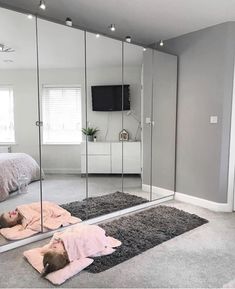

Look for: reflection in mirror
[151,50,177,200]
[122,43,150,200]
[37,19,85,226]
[85,32,123,214]
[0,8,41,246]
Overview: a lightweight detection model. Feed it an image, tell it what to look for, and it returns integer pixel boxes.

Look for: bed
[0,153,41,202]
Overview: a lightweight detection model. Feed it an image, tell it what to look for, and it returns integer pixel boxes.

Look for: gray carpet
[60,191,148,220]
[86,205,208,273]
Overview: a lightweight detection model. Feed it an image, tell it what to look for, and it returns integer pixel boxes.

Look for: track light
[109,24,116,32]
[65,17,72,27]
[27,14,33,19]
[125,36,131,43]
[39,0,46,10]
[96,34,100,38]
[159,40,164,46]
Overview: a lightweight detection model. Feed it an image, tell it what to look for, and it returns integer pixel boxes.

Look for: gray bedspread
[0,153,41,202]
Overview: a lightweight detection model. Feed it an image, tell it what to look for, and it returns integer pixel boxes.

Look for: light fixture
[125,36,131,43]
[39,0,46,10]
[0,44,3,52]
[159,40,164,46]
[143,47,146,51]
[27,14,33,19]
[109,24,116,32]
[65,17,72,26]
[96,34,100,38]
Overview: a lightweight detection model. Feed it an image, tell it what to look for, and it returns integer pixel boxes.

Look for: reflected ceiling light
[159,40,164,46]
[109,24,116,31]
[39,0,46,10]
[27,14,33,19]
[96,34,100,38]
[125,36,131,43]
[65,17,72,26]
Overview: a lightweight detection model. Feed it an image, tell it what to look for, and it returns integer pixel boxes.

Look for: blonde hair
[41,251,69,277]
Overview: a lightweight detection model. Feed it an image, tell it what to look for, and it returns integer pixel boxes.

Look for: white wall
[0,65,141,173]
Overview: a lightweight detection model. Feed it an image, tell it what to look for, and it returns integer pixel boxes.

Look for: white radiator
[0,146,11,153]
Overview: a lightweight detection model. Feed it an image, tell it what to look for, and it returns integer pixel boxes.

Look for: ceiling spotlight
[160,40,164,46]
[109,24,116,32]
[143,47,147,51]
[0,44,3,52]
[39,0,46,10]
[96,34,100,38]
[125,36,131,43]
[65,17,72,26]
[27,14,33,19]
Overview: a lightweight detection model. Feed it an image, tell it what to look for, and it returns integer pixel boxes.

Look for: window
[42,85,82,144]
[0,86,15,143]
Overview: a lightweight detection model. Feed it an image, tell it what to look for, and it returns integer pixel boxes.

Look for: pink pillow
[23,247,93,285]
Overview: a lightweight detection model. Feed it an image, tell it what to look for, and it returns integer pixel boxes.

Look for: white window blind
[0,86,15,143]
[42,86,82,144]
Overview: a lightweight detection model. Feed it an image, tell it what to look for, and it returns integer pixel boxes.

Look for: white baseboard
[142,184,174,197]
[43,168,81,174]
[175,192,232,212]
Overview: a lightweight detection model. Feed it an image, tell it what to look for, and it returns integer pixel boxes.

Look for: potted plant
[82,127,99,142]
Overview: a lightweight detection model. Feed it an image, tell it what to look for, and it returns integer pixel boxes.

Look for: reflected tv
[91,85,130,111]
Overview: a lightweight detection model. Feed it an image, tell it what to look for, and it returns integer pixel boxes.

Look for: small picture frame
[119,129,129,141]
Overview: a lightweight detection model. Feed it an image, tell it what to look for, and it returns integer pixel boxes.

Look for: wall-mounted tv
[91,85,130,111]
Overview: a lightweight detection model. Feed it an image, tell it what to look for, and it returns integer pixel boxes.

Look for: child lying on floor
[0,201,80,240]
[39,224,121,277]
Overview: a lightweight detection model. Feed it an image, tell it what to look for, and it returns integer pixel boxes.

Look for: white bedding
[0,153,41,202]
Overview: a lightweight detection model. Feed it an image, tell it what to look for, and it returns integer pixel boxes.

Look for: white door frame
[227,62,235,211]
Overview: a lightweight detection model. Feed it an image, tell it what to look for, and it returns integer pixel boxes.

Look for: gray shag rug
[86,205,208,273]
[60,191,148,220]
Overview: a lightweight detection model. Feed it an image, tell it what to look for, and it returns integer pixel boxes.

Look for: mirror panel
[85,32,123,217]
[142,49,154,200]
[0,8,41,245]
[151,50,177,200]
[37,19,86,226]
[122,42,150,200]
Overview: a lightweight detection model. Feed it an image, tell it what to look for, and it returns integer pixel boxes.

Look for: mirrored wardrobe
[0,5,177,252]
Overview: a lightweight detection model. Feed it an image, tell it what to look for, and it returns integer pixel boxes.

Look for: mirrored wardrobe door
[142,48,154,200]
[151,50,177,200]
[122,42,150,201]
[37,19,86,228]
[0,8,42,246]
[84,32,123,218]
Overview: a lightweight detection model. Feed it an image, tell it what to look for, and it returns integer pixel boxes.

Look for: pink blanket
[0,202,81,240]
[24,224,121,285]
[0,153,41,202]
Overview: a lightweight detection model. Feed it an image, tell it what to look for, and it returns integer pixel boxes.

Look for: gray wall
[161,22,235,203]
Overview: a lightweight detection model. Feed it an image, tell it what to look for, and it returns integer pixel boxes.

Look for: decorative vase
[87,135,93,142]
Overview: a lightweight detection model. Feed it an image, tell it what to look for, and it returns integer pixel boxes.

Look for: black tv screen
[91,85,130,111]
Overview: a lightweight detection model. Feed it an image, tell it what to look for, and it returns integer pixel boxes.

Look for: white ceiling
[0,7,143,69]
[0,0,235,45]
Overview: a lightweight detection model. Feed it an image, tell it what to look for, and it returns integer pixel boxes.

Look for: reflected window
[42,85,82,144]
[0,86,15,143]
